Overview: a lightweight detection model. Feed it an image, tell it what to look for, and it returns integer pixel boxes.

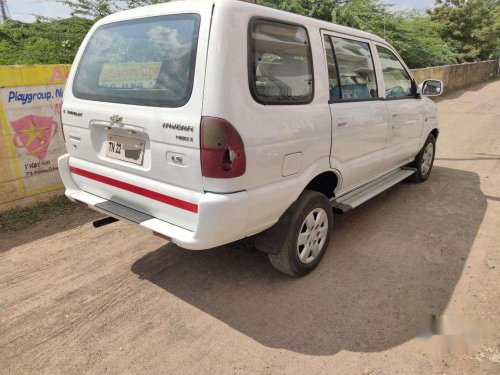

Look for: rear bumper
[58,154,249,250]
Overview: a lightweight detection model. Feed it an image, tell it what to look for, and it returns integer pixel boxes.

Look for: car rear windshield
[73,14,201,108]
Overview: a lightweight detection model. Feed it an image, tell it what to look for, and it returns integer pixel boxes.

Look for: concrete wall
[411,60,499,91]
[0,65,70,212]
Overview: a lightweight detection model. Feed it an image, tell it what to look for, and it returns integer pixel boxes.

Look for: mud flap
[254,200,297,255]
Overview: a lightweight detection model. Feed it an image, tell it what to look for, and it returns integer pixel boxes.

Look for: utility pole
[0,0,9,23]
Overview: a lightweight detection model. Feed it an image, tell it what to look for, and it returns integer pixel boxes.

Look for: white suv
[59,0,442,276]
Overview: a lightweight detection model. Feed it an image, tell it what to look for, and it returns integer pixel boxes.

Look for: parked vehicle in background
[59,0,443,276]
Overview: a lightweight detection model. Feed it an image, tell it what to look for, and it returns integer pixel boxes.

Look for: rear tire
[408,134,436,183]
[268,190,333,276]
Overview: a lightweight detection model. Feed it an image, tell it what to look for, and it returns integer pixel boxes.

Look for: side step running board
[330,168,416,214]
[94,200,154,224]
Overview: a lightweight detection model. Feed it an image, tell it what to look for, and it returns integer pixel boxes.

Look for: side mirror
[420,79,443,97]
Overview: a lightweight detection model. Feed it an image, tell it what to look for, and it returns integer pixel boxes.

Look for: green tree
[1,0,496,68]
[0,17,94,64]
[257,0,338,22]
[56,0,118,18]
[429,0,500,61]
[56,0,171,18]
[258,0,459,68]
[332,0,390,33]
[334,3,459,68]
[125,0,170,6]
[385,13,458,68]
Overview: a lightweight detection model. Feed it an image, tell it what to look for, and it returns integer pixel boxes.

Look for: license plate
[106,135,145,165]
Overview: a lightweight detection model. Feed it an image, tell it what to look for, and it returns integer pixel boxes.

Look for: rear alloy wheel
[408,133,436,183]
[268,190,333,276]
[297,208,329,264]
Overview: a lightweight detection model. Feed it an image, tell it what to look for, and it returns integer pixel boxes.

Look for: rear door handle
[392,113,399,118]
[337,121,348,127]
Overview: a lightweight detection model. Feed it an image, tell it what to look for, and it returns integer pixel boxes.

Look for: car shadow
[131,166,486,356]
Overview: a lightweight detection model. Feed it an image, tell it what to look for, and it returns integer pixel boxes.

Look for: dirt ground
[1,80,499,374]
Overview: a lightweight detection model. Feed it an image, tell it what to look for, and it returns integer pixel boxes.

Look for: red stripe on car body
[69,166,198,213]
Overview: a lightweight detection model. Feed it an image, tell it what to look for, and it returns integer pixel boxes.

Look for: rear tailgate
[61,2,213,230]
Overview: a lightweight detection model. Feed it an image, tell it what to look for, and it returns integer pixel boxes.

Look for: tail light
[201,116,246,178]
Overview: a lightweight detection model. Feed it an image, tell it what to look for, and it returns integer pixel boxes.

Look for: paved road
[1,80,499,374]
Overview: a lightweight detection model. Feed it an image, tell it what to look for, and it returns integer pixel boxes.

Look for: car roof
[218,0,387,44]
[97,0,388,46]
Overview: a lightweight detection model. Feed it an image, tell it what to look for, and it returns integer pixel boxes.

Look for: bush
[0,17,94,65]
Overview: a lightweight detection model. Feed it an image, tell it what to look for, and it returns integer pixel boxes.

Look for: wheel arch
[252,167,341,255]
[304,171,341,199]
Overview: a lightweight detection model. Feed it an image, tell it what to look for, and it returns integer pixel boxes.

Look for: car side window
[326,36,378,102]
[249,19,314,104]
[376,46,414,99]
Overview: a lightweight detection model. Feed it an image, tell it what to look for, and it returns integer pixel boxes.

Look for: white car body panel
[58,0,439,250]
[329,100,389,191]
[381,99,425,171]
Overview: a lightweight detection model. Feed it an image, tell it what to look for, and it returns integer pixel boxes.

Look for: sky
[5,0,437,23]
